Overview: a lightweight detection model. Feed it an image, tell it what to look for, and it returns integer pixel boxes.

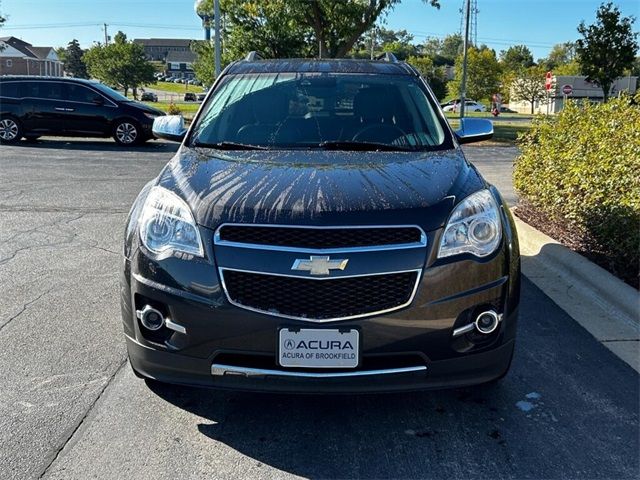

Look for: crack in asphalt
[37,359,128,480]
[0,288,54,334]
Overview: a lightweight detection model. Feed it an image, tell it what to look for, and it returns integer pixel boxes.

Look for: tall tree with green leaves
[576,2,638,101]
[499,45,534,73]
[0,1,6,52]
[448,46,501,102]
[83,31,155,98]
[197,0,440,59]
[407,55,447,100]
[510,65,548,114]
[59,39,88,78]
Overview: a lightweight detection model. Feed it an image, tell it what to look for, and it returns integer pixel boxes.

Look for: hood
[157,148,485,231]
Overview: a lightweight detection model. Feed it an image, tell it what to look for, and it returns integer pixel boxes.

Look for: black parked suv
[0,77,165,145]
[122,56,520,393]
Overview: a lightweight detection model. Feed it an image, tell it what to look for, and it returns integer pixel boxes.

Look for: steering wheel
[352,124,406,144]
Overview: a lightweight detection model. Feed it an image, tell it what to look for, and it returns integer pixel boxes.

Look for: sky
[1,0,638,61]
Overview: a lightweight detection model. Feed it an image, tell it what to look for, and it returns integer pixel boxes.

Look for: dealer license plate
[278,328,359,368]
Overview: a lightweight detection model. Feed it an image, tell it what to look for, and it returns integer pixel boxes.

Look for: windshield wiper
[193,141,268,150]
[318,141,412,152]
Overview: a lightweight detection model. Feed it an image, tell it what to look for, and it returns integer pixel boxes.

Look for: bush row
[514,94,640,286]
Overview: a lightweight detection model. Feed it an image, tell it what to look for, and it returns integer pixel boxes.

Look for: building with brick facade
[0,37,63,77]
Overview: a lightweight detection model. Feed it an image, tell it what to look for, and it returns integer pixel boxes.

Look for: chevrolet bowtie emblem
[291,256,349,276]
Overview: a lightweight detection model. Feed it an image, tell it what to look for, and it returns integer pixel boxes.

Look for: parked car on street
[122,56,520,392]
[184,92,197,102]
[443,100,486,112]
[500,106,517,113]
[141,92,158,102]
[0,76,165,145]
[196,93,206,102]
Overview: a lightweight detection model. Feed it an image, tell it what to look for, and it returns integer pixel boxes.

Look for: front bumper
[126,333,515,393]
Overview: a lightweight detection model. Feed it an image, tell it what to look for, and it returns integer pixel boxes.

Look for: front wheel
[0,117,23,144]
[113,120,142,146]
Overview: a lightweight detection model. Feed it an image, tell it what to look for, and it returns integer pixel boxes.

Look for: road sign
[545,71,553,91]
[562,84,573,95]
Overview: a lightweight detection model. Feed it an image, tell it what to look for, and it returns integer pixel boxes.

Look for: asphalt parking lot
[1,138,638,480]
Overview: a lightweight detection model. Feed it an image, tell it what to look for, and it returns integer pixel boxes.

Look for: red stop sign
[545,71,552,91]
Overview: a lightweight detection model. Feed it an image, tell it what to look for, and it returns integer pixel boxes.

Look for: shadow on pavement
[145,277,639,479]
[11,137,180,153]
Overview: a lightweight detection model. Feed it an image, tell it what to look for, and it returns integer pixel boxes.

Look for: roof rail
[375,52,398,63]
[244,51,264,61]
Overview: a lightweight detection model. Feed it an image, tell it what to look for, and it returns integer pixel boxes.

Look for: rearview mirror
[454,118,493,144]
[152,115,187,143]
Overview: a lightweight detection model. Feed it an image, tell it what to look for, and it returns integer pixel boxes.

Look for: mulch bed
[514,201,639,290]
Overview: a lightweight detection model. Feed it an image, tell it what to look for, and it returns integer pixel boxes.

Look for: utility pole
[459,0,471,119]
[214,0,221,78]
[103,23,109,45]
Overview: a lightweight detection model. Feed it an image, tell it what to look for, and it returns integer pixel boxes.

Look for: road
[0,139,637,480]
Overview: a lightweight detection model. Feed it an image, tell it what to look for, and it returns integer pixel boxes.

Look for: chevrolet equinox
[121,55,520,393]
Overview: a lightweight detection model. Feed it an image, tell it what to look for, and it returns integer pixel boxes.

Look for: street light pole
[214,0,221,78]
[195,0,220,80]
[459,0,471,120]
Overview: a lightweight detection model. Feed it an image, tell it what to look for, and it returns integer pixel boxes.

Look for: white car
[443,101,486,112]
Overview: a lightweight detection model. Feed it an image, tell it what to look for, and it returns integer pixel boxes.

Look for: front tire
[113,120,142,146]
[0,117,23,144]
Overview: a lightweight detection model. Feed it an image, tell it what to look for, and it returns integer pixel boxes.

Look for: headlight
[438,189,502,258]
[139,186,204,257]
[143,112,160,119]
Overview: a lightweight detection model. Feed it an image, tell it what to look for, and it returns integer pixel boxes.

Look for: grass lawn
[447,118,531,144]
[142,101,201,118]
[145,82,203,94]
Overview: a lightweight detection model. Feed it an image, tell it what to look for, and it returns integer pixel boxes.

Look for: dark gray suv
[121,56,520,393]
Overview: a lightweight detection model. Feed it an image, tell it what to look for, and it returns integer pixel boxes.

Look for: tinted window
[0,82,21,98]
[66,84,101,103]
[23,82,65,100]
[90,82,130,102]
[192,73,447,151]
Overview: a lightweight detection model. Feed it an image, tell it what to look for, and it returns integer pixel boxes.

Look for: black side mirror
[92,96,104,105]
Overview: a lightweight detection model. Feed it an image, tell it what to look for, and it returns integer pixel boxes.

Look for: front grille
[217,225,423,249]
[221,269,419,321]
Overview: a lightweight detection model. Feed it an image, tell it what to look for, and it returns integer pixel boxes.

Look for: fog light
[137,305,165,331]
[475,310,499,334]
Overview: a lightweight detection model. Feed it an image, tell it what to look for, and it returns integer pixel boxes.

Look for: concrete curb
[513,212,639,372]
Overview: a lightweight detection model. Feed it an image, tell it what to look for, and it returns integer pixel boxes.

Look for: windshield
[191,73,448,150]
[90,82,130,102]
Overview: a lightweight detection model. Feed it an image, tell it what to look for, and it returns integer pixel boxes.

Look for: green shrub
[514,94,640,284]
[167,102,182,115]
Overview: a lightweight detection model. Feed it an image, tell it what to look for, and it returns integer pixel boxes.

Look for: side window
[0,82,21,98]
[27,82,65,100]
[66,84,101,103]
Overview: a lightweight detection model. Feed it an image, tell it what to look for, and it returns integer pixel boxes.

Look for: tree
[499,45,534,73]
[511,65,548,114]
[440,33,463,62]
[221,0,311,60]
[83,31,155,98]
[576,2,638,101]
[197,0,439,59]
[448,46,502,102]
[0,2,5,52]
[59,39,88,78]
[407,55,447,100]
